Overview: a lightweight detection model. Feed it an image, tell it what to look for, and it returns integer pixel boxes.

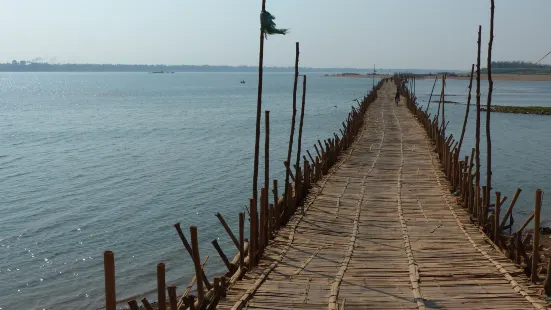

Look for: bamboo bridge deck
[217,82,549,310]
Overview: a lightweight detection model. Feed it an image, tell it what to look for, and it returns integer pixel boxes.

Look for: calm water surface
[1,73,550,309]
[0,72,377,309]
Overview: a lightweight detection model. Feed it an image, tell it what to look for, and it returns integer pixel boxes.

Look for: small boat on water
[240,80,245,84]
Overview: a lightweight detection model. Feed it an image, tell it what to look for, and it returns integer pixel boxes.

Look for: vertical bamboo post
[516,232,522,265]
[128,300,140,310]
[104,251,116,310]
[284,42,300,213]
[141,298,154,310]
[295,75,307,199]
[265,110,270,210]
[494,191,501,244]
[485,0,495,211]
[457,64,475,156]
[544,259,551,295]
[239,212,245,268]
[190,226,204,304]
[532,189,543,283]
[268,203,274,238]
[167,285,178,310]
[273,180,280,230]
[249,198,257,267]
[252,0,268,202]
[481,186,487,226]
[475,25,482,204]
[156,263,166,310]
[259,187,266,252]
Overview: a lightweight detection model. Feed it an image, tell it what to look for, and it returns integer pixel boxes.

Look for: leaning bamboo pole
[425,76,438,114]
[485,0,495,211]
[457,64,475,156]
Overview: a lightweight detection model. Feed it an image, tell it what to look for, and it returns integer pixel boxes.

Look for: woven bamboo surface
[217,82,549,310]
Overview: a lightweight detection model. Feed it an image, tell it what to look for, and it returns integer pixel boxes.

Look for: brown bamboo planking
[217,82,549,310]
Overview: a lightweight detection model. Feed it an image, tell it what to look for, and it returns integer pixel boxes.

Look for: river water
[0,72,549,309]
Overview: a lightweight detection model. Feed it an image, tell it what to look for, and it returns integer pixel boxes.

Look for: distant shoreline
[327,73,551,81]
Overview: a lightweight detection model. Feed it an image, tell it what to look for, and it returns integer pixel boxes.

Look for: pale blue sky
[1,0,550,70]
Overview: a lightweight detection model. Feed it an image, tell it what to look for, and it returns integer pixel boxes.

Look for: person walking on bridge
[395,87,401,105]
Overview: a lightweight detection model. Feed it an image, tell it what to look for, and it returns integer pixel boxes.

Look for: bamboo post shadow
[486,0,495,215]
[157,263,166,310]
[284,42,300,213]
[532,189,543,283]
[252,0,268,202]
[190,226,204,304]
[104,250,116,310]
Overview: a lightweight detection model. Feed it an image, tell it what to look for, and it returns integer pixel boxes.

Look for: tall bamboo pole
[475,25,482,217]
[265,110,270,208]
[283,42,300,211]
[252,0,267,201]
[486,0,495,209]
[457,64,475,156]
[295,75,307,199]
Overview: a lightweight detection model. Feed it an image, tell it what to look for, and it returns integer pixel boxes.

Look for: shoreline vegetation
[481,105,551,115]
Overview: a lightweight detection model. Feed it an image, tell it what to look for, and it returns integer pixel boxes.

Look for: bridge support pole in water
[104,250,116,310]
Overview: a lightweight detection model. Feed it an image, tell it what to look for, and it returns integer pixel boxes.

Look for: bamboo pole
[295,75,307,199]
[190,226,204,304]
[104,251,116,310]
[167,285,178,310]
[273,179,280,230]
[486,0,495,213]
[457,64,475,156]
[306,150,315,164]
[141,298,154,310]
[259,187,266,252]
[265,110,270,209]
[211,239,232,271]
[252,0,268,201]
[128,300,140,310]
[156,263,166,310]
[475,25,482,205]
[249,198,257,267]
[283,42,300,213]
[532,189,543,283]
[215,213,240,251]
[494,191,501,244]
[173,223,212,290]
[500,188,522,230]
[239,212,245,267]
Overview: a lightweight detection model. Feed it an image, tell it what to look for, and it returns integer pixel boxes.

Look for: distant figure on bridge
[395,88,400,104]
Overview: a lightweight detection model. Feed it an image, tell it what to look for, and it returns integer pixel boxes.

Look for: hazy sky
[1,0,550,70]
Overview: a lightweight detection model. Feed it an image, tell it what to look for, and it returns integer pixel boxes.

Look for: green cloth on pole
[260,10,289,39]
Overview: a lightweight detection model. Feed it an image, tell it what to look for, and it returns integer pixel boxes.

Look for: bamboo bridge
[105,77,551,310]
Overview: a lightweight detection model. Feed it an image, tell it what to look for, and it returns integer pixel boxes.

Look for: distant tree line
[0,62,372,73]
[481,61,551,74]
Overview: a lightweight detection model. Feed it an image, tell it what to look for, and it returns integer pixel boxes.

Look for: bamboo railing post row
[283,42,300,216]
